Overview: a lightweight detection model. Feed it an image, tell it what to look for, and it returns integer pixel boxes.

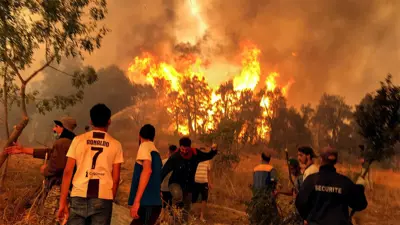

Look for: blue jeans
[68,197,113,225]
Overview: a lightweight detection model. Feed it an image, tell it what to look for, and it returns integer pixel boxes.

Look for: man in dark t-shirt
[128,124,162,225]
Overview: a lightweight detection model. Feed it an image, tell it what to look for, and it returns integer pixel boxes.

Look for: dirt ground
[1,144,400,224]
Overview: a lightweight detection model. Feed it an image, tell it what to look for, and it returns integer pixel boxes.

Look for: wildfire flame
[233,46,261,92]
[127,42,294,139]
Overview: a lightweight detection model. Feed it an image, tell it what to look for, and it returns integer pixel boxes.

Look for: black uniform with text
[295,164,367,225]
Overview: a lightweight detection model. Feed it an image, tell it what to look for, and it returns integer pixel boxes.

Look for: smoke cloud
[84,0,400,106]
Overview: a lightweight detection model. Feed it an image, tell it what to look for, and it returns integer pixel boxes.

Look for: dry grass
[1,143,400,224]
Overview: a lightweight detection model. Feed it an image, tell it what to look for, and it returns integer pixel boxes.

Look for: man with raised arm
[6,116,77,224]
[161,137,217,224]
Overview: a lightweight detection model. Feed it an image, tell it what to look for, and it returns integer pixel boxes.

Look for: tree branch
[48,65,74,77]
[24,55,56,84]
[3,54,24,82]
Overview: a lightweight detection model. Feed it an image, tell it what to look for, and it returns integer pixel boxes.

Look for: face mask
[53,132,60,139]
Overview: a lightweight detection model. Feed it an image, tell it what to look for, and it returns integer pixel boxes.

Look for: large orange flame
[233,45,261,92]
[127,42,293,139]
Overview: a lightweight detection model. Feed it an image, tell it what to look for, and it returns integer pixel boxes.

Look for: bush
[246,188,281,225]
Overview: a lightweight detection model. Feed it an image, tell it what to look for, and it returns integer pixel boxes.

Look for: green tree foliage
[0,0,109,169]
[269,107,313,152]
[267,89,313,152]
[354,74,400,163]
[313,94,354,149]
[200,118,242,173]
[246,189,281,225]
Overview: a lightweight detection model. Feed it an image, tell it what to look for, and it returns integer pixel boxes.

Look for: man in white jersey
[192,148,212,222]
[297,146,319,182]
[57,104,124,225]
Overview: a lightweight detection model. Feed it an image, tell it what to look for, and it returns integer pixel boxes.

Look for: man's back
[195,160,210,184]
[128,141,162,206]
[295,165,367,225]
[253,163,277,190]
[67,130,124,200]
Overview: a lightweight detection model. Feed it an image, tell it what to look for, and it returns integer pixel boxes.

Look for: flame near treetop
[127,42,294,139]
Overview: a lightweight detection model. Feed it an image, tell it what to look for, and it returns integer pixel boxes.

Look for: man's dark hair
[139,124,156,141]
[298,146,316,159]
[90,104,111,127]
[179,137,192,147]
[169,145,177,153]
[261,152,271,162]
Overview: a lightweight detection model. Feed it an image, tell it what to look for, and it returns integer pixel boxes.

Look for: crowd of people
[3,103,216,225]
[252,146,368,225]
[2,102,368,225]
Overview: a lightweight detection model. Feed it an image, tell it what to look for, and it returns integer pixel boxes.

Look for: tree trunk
[3,70,9,138]
[356,159,373,185]
[0,67,10,188]
[0,84,29,182]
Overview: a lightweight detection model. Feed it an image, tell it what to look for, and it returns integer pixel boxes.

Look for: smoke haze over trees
[71,0,400,107]
[1,0,399,161]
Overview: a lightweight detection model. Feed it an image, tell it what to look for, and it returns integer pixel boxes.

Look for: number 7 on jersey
[91,147,103,169]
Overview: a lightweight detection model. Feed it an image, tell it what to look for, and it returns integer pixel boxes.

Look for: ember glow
[127,42,293,140]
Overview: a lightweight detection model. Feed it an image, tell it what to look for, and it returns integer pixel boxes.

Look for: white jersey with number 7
[66,130,124,200]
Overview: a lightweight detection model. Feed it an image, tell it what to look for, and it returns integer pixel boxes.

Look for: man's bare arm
[59,158,76,207]
[112,163,121,200]
[133,160,152,204]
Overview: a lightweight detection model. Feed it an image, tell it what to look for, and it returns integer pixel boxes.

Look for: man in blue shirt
[253,152,278,191]
[128,124,162,225]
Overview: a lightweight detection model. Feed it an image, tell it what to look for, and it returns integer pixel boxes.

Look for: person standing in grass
[297,146,319,182]
[57,104,124,225]
[252,152,278,192]
[296,147,368,225]
[128,124,162,225]
[7,116,77,225]
[248,152,280,225]
[192,147,213,223]
[281,159,304,225]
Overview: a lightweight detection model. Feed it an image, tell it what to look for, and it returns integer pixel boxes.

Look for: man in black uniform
[295,147,368,225]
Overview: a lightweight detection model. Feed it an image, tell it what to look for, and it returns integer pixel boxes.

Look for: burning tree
[354,74,400,179]
[214,80,239,120]
[126,42,295,144]
[179,76,212,136]
[0,0,109,176]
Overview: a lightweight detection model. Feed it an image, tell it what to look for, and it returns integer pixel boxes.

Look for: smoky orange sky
[69,0,399,106]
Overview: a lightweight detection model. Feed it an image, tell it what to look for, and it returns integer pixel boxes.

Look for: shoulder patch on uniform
[254,164,273,172]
